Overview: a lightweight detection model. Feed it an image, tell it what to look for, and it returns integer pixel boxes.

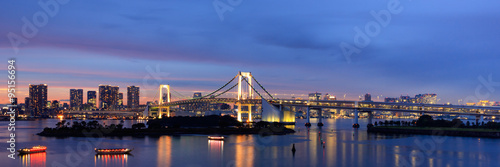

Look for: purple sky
[1,0,500,105]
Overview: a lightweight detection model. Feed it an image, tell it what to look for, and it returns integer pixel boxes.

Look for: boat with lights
[95,148,133,154]
[17,146,47,154]
[208,136,225,140]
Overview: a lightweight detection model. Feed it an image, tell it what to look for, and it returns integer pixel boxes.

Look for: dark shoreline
[368,126,500,138]
[37,127,295,137]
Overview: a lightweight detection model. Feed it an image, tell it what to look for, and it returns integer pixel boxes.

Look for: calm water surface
[1,118,498,167]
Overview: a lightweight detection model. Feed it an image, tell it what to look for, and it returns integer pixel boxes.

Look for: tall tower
[99,85,119,110]
[87,91,97,109]
[70,89,83,110]
[237,72,253,100]
[29,84,47,117]
[127,86,140,109]
[158,85,171,118]
[236,72,255,122]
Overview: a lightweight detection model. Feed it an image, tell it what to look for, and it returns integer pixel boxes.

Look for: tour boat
[95,148,133,154]
[208,136,225,140]
[17,146,47,154]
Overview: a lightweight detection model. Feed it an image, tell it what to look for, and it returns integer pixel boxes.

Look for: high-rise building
[63,103,69,109]
[11,97,17,105]
[99,85,119,110]
[118,93,124,106]
[323,93,337,101]
[29,84,48,117]
[385,93,437,104]
[24,97,31,115]
[494,102,500,106]
[308,92,321,101]
[415,94,437,104]
[87,91,97,109]
[193,92,202,98]
[127,86,140,109]
[70,89,83,110]
[9,97,19,116]
[364,93,372,102]
[52,100,59,109]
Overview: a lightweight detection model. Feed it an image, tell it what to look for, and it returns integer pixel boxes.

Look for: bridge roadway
[157,98,500,117]
[63,110,139,118]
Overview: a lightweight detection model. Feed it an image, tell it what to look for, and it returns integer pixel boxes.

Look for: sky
[1,0,500,105]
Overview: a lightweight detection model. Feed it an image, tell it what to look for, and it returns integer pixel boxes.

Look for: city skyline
[4,82,500,107]
[1,1,500,105]
[2,1,500,167]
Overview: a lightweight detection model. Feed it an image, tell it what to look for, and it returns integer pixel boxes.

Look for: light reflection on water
[1,118,499,167]
[19,152,46,167]
[208,139,223,166]
[157,136,171,167]
[94,154,129,167]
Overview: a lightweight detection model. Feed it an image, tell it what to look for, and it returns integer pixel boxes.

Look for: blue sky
[1,0,500,104]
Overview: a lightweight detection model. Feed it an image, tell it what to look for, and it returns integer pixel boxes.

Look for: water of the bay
[0,118,498,167]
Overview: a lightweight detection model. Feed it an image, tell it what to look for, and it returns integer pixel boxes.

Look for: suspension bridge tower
[237,72,254,122]
[158,84,171,118]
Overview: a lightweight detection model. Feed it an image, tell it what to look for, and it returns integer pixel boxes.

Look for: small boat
[17,146,47,154]
[95,148,133,154]
[208,136,224,140]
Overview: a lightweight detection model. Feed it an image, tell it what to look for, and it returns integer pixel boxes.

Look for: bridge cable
[171,89,190,100]
[242,77,266,100]
[211,83,238,98]
[251,76,274,99]
[198,75,238,99]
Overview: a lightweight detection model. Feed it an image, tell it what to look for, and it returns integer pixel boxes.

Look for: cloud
[1,0,500,104]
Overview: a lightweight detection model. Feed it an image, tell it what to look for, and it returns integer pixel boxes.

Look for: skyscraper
[11,97,17,105]
[415,94,437,104]
[118,93,124,107]
[29,84,48,117]
[99,85,119,110]
[52,100,59,109]
[308,92,321,101]
[323,93,337,101]
[127,86,140,109]
[87,91,97,109]
[364,93,372,102]
[24,97,31,115]
[10,97,19,116]
[70,89,83,110]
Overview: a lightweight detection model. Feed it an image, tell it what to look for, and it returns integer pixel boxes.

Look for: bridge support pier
[237,103,254,122]
[305,107,311,127]
[353,101,359,128]
[367,111,373,127]
[318,108,323,126]
[248,104,253,122]
[353,109,359,128]
[476,115,484,125]
[158,106,170,119]
[237,104,242,122]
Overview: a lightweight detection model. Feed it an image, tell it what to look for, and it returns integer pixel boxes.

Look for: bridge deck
[155,98,500,116]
